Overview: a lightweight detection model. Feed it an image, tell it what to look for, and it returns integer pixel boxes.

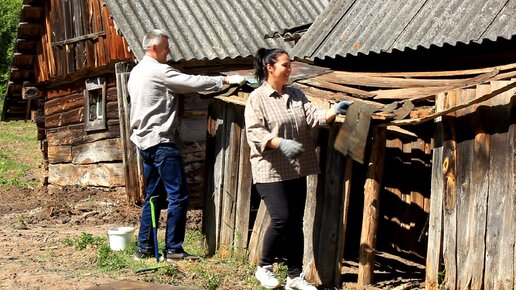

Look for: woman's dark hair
[254,48,288,84]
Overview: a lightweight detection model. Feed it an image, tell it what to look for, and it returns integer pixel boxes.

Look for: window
[84,77,107,131]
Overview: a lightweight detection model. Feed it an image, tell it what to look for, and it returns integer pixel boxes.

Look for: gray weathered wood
[220,105,241,255]
[72,138,122,164]
[116,62,143,204]
[456,87,489,289]
[46,123,119,146]
[303,173,321,285]
[441,90,458,290]
[425,93,446,289]
[48,163,125,187]
[234,127,252,255]
[248,200,270,265]
[204,101,227,255]
[484,81,515,289]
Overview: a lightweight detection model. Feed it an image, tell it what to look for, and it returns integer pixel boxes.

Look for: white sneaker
[255,265,280,289]
[285,273,317,290]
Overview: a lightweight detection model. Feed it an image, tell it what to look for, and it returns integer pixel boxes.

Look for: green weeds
[61,229,264,289]
[64,232,104,250]
[0,121,41,187]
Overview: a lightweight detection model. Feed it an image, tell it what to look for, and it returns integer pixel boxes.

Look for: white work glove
[226,75,246,86]
[333,100,353,115]
[278,138,304,159]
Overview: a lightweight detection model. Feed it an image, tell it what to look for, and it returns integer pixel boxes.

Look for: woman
[244,48,351,290]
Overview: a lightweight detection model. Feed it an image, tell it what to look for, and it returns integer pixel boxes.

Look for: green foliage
[0,121,41,187]
[64,232,105,250]
[0,156,31,186]
[61,229,267,289]
[0,0,23,107]
[96,243,136,271]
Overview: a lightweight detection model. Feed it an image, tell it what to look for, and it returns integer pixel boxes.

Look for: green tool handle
[150,196,157,228]
[135,265,164,273]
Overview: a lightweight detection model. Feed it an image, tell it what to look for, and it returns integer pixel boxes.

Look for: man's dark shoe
[164,249,200,261]
[134,248,164,262]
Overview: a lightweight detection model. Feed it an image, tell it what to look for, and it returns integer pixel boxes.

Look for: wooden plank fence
[426,80,515,289]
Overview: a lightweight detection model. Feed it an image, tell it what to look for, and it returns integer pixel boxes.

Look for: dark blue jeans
[137,143,189,253]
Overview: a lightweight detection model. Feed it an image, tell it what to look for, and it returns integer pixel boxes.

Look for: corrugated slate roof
[104,0,329,61]
[291,0,516,60]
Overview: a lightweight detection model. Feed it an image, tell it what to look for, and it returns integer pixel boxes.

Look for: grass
[0,121,41,187]
[62,229,265,289]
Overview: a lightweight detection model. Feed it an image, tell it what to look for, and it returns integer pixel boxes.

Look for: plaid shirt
[244,82,328,184]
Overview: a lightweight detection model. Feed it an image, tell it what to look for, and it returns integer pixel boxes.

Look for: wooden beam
[51,31,106,46]
[389,80,516,126]
[298,78,376,99]
[358,126,387,286]
[371,69,499,100]
[335,62,516,78]
[319,72,474,89]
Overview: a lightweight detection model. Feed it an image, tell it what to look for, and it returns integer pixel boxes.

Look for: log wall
[44,77,124,188]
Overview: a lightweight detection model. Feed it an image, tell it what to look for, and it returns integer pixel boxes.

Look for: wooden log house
[3,0,135,196]
[3,0,514,288]
[4,0,326,207]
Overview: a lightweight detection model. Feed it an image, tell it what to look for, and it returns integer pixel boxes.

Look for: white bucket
[107,226,135,251]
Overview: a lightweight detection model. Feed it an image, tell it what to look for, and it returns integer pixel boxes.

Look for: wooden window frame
[84,77,107,132]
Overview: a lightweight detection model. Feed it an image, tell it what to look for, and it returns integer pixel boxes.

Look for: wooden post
[425,93,446,289]
[115,62,142,204]
[219,105,241,256]
[337,158,353,282]
[358,125,387,286]
[204,101,227,255]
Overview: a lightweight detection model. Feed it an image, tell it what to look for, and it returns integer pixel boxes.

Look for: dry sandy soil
[0,183,425,290]
[0,185,147,290]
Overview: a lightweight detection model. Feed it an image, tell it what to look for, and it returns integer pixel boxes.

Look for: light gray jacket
[127,55,224,150]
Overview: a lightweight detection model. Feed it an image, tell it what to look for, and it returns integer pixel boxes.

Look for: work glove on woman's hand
[278,138,304,158]
[333,100,353,115]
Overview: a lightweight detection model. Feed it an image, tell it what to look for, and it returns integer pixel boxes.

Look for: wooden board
[48,163,124,187]
[234,127,252,254]
[203,101,227,255]
[248,200,270,265]
[314,125,348,286]
[115,63,142,204]
[441,90,459,289]
[484,81,515,289]
[71,138,122,164]
[219,105,241,255]
[456,87,489,289]
[303,173,321,285]
[425,93,445,289]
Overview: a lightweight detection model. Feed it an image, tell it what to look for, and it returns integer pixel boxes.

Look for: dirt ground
[0,183,426,290]
[0,183,211,290]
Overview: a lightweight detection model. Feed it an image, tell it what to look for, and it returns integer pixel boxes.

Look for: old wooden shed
[2,0,328,206]
[3,0,514,289]
[296,0,515,288]
[203,0,515,289]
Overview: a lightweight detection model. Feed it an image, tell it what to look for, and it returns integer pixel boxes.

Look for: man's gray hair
[142,29,169,51]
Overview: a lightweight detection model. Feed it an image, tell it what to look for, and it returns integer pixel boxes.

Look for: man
[128,29,244,260]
